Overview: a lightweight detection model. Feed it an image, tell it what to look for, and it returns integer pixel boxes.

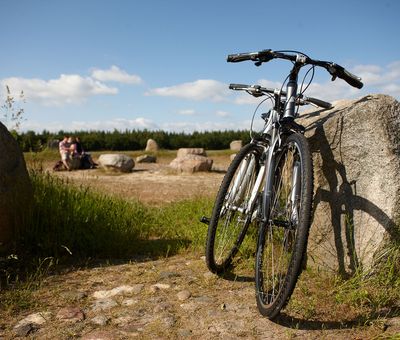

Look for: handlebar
[227,49,364,89]
[229,83,332,109]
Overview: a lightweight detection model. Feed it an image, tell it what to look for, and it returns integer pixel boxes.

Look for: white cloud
[178,109,196,115]
[70,117,158,131]
[215,110,230,117]
[91,65,142,84]
[146,79,230,102]
[0,74,118,106]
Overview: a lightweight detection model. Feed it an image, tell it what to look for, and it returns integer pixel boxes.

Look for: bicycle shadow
[299,98,399,277]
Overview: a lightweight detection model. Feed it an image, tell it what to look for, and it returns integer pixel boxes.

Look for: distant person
[75,136,97,169]
[59,136,71,170]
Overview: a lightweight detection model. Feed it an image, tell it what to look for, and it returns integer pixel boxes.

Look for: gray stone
[136,154,157,163]
[230,140,242,151]
[145,139,159,152]
[298,95,400,275]
[169,154,213,173]
[98,154,134,172]
[90,315,110,326]
[176,290,191,301]
[177,148,206,158]
[56,306,85,322]
[93,284,142,299]
[0,122,33,253]
[91,298,118,311]
[13,312,50,335]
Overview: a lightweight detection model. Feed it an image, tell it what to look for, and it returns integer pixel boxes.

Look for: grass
[2,158,400,334]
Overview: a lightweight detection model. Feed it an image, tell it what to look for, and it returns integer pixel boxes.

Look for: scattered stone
[230,140,242,151]
[153,302,173,313]
[91,298,118,311]
[13,312,50,336]
[93,285,140,299]
[176,148,206,158]
[90,315,110,326]
[98,154,134,172]
[150,283,171,292]
[180,301,198,312]
[136,154,157,163]
[13,323,37,337]
[145,139,159,152]
[113,316,134,326]
[162,315,177,328]
[169,154,213,173]
[178,329,193,337]
[56,306,85,323]
[176,290,191,301]
[121,298,138,306]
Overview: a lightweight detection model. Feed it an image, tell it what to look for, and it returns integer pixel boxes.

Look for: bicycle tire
[206,143,262,274]
[255,132,313,319]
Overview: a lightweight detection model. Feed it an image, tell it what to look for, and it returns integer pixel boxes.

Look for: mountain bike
[202,49,363,319]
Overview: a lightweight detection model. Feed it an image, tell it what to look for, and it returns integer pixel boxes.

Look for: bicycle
[202,49,363,319]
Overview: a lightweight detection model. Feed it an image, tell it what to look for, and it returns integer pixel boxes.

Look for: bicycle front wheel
[255,133,313,319]
[206,143,262,274]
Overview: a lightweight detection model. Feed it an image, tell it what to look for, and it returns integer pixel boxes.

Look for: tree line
[15,129,252,152]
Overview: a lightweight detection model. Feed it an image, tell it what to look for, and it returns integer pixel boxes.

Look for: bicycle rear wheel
[206,143,262,274]
[255,133,313,319]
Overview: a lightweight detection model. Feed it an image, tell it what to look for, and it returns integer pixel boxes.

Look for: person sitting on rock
[75,136,97,169]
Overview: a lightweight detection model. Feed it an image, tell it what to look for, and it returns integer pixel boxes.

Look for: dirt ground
[2,153,398,339]
[51,155,229,205]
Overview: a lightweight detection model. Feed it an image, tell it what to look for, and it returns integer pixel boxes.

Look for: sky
[0,0,399,133]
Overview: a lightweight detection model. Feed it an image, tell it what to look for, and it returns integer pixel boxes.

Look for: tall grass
[19,169,212,260]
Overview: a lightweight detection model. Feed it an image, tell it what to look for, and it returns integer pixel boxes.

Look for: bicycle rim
[206,143,261,273]
[256,133,312,318]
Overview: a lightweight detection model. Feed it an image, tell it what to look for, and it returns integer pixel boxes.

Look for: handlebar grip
[331,64,364,89]
[340,69,364,89]
[229,83,250,90]
[227,53,256,63]
[305,96,333,109]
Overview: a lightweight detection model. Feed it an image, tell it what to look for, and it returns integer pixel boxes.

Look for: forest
[15,129,252,152]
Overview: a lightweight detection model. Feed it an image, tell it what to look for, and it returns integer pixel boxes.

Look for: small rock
[230,140,242,151]
[13,323,37,337]
[162,315,177,328]
[178,329,192,337]
[220,303,226,310]
[150,283,171,292]
[176,290,191,301]
[180,302,198,312]
[56,306,85,323]
[93,285,139,299]
[121,298,138,306]
[90,315,110,326]
[91,298,118,311]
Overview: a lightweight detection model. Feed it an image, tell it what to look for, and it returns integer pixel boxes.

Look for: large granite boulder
[0,122,33,253]
[299,94,400,276]
[98,154,134,173]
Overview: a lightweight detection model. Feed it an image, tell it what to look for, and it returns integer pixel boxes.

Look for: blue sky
[0,0,399,132]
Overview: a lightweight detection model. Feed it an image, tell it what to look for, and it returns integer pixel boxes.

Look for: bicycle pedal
[200,216,210,224]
